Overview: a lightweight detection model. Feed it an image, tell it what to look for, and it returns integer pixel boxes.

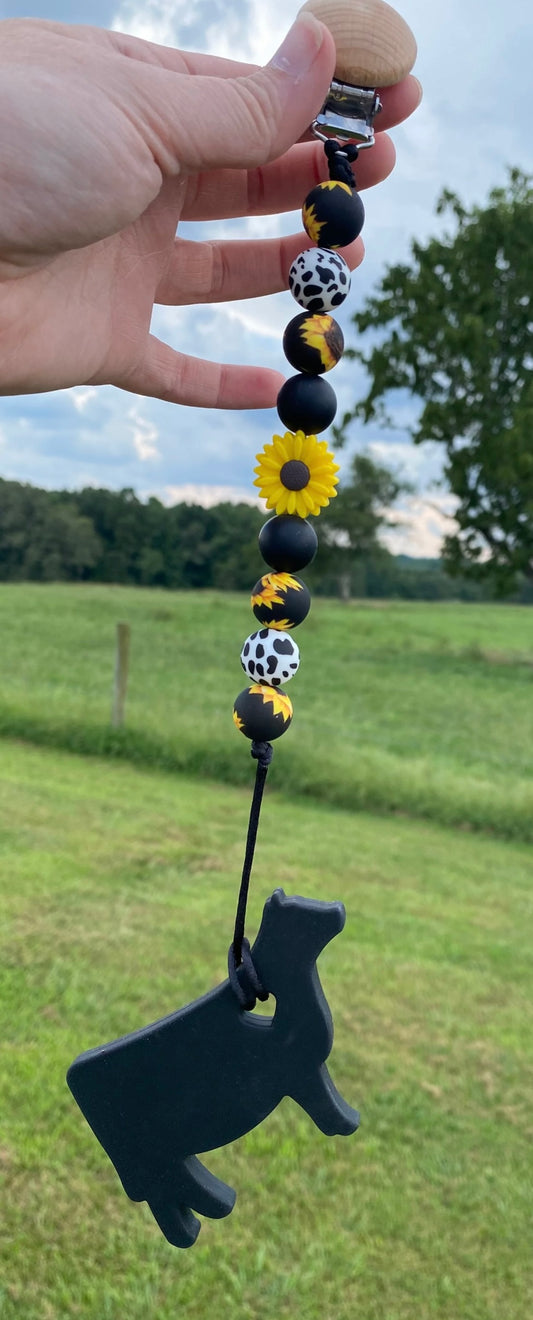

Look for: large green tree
[335,169,533,590]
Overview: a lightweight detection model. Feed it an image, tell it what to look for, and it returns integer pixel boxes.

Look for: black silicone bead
[283,312,344,375]
[259,515,318,572]
[251,572,311,629]
[277,375,337,435]
[302,181,365,249]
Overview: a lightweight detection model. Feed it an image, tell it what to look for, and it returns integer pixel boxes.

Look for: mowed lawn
[0,584,532,839]
[1,741,532,1320]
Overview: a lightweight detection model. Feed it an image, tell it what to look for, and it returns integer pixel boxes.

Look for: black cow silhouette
[67,889,359,1248]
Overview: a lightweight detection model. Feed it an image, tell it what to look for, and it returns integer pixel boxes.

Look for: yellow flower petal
[300,487,317,513]
[300,434,317,460]
[255,469,274,483]
[317,468,332,481]
[272,435,290,463]
[254,430,339,517]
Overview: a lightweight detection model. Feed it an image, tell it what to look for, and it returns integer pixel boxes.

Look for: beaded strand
[228,145,364,1002]
[234,144,363,745]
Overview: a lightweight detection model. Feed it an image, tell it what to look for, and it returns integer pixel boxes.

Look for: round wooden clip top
[299,0,416,86]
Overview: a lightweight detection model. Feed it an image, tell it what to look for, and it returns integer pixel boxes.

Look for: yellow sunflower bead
[254,432,339,519]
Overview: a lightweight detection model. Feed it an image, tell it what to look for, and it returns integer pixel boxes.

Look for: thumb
[147,14,336,175]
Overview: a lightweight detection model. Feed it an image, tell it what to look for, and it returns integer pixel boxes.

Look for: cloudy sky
[0,0,530,554]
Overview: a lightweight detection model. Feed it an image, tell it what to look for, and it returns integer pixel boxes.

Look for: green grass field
[0,585,532,839]
[1,741,532,1320]
[1,587,532,1318]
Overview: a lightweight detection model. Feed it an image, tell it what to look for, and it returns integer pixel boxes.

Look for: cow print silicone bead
[289,249,351,314]
[302,181,365,250]
[251,572,311,629]
[277,375,337,436]
[259,514,318,572]
[241,629,300,686]
[233,685,293,742]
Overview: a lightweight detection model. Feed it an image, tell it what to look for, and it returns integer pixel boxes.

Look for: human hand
[0,15,421,407]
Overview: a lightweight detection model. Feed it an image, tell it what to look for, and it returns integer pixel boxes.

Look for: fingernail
[412,76,423,106]
[270,13,325,78]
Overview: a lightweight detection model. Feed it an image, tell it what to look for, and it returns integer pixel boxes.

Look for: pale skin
[0,14,421,408]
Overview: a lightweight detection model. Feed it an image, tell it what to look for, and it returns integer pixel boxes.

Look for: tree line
[1,472,531,602]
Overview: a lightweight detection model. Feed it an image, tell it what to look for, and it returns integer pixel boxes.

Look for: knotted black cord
[324,139,359,188]
[228,740,272,1010]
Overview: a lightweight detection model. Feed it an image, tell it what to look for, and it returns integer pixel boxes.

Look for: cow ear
[269,888,286,906]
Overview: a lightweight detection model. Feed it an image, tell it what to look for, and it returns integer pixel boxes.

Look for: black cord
[228,937,268,1012]
[228,741,272,1010]
[325,140,359,189]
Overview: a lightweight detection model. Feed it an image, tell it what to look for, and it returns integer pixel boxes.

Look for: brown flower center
[280,459,310,491]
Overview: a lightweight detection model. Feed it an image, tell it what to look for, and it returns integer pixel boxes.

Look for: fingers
[123,14,336,177]
[107,27,421,146]
[31,20,420,171]
[112,335,285,409]
[104,24,422,132]
[376,74,423,131]
[182,133,396,223]
[108,28,259,80]
[21,19,259,79]
[74,22,423,137]
[155,234,364,306]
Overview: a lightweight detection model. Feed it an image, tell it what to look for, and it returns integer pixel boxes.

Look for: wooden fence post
[111,622,131,728]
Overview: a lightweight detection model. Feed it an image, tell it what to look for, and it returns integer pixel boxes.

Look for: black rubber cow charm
[67,890,359,1248]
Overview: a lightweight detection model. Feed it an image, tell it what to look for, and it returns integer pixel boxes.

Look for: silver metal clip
[312,82,382,148]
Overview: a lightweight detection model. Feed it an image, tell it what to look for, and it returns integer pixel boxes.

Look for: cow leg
[146,1157,236,1249]
[147,1196,201,1249]
[290,1063,360,1136]
[181,1155,236,1219]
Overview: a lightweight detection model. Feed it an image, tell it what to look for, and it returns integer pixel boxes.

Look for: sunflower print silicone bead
[302,180,365,249]
[254,431,339,518]
[283,313,344,375]
[233,684,293,742]
[251,572,311,630]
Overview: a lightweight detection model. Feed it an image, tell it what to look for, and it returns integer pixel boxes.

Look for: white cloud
[68,386,99,413]
[368,438,435,481]
[161,482,262,506]
[128,404,160,460]
[155,295,287,350]
[111,0,291,60]
[381,492,458,558]
[204,1,288,64]
[111,0,189,45]
[216,298,288,344]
